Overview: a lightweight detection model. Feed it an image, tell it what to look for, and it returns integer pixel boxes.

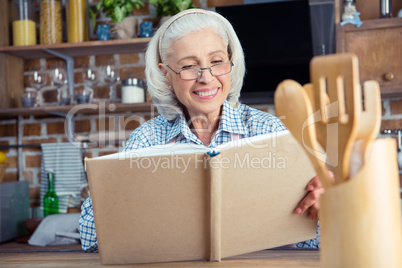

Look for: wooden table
[0,242,321,267]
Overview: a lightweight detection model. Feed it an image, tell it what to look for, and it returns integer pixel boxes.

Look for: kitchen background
[0,0,402,218]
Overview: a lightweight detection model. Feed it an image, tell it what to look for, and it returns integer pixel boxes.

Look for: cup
[21,91,37,107]
[121,78,145,103]
[96,24,110,41]
[140,21,153,38]
[75,88,92,104]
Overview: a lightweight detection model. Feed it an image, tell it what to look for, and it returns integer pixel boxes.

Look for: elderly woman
[79,9,325,253]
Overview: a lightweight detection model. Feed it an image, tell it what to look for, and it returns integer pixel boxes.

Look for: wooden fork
[310,53,362,184]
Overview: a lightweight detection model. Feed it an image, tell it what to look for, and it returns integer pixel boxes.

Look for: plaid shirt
[79,101,319,252]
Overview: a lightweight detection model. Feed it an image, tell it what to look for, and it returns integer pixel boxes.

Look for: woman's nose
[197,68,214,83]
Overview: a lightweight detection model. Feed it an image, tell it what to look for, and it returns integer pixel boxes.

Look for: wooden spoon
[275,79,332,190]
[349,80,381,177]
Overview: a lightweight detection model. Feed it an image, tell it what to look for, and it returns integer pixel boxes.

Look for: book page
[92,130,290,160]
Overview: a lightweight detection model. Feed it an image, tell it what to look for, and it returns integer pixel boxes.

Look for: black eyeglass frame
[165,62,234,81]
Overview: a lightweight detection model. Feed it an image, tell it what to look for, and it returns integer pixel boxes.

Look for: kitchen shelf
[0,38,152,60]
[0,102,155,120]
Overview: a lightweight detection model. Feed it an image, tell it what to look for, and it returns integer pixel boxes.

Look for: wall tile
[96,117,115,132]
[93,85,110,99]
[133,2,150,16]
[120,115,143,131]
[380,119,402,132]
[74,56,90,68]
[24,59,41,72]
[390,100,402,115]
[47,121,66,135]
[0,141,10,153]
[3,172,17,182]
[29,186,40,207]
[120,66,145,80]
[46,59,64,70]
[23,169,34,184]
[74,71,85,84]
[0,123,17,137]
[23,123,41,136]
[7,156,18,169]
[95,55,115,66]
[75,120,91,133]
[25,155,42,168]
[119,53,140,65]
[207,0,242,8]
[22,138,58,146]
[192,0,201,8]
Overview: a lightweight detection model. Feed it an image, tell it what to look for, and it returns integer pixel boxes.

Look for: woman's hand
[294,171,334,220]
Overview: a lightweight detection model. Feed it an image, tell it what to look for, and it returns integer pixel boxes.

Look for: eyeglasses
[165,62,234,81]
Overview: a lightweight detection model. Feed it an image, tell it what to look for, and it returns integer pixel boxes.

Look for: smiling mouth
[194,88,218,97]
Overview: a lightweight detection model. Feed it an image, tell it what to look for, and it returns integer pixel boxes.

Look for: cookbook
[85,130,317,265]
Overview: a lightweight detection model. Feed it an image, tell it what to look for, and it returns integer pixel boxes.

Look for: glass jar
[121,78,145,103]
[13,0,36,46]
[40,0,63,44]
[66,0,89,43]
[380,0,392,18]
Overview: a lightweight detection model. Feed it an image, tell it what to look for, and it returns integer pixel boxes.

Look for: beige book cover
[85,130,317,265]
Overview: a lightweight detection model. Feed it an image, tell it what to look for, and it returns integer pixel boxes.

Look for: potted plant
[89,0,145,39]
[149,0,196,20]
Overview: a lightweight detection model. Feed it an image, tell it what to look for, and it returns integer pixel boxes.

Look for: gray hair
[145,9,246,120]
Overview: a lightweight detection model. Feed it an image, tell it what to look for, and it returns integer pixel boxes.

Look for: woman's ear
[158,63,172,89]
[158,63,168,76]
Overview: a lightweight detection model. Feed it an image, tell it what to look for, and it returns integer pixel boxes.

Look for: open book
[85,130,317,265]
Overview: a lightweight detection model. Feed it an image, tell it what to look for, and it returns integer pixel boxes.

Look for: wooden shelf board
[0,102,156,119]
[0,38,152,59]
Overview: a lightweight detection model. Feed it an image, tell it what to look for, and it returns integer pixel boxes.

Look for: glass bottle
[13,0,36,46]
[66,0,89,43]
[43,170,59,217]
[40,0,63,44]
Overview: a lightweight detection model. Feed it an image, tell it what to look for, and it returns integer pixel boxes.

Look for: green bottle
[43,170,59,217]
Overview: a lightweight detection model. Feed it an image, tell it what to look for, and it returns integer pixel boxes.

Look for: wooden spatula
[275,79,332,190]
[311,53,361,183]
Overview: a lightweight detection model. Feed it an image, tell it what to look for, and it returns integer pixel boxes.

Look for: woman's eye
[212,60,223,65]
[182,65,195,70]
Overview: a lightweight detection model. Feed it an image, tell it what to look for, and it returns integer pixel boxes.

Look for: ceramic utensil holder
[319,138,402,268]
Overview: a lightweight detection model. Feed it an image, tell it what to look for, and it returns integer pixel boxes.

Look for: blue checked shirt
[79,101,320,252]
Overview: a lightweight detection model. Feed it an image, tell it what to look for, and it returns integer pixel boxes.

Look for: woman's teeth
[195,88,217,97]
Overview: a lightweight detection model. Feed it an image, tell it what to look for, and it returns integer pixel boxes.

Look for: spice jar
[13,0,36,46]
[40,0,63,44]
[121,78,145,103]
[66,0,89,43]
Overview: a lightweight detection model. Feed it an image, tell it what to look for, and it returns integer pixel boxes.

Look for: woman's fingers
[295,171,334,219]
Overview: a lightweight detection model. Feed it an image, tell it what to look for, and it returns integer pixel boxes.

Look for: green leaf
[125,3,133,13]
[104,0,113,8]
[96,0,103,11]
[114,6,125,23]
[89,9,98,29]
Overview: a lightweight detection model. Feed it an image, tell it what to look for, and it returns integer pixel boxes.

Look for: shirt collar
[166,115,202,145]
[218,100,248,135]
[165,100,248,143]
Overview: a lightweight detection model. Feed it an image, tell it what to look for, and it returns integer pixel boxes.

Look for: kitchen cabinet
[336,17,402,97]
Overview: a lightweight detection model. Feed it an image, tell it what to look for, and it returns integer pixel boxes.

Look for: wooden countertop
[0,242,320,267]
